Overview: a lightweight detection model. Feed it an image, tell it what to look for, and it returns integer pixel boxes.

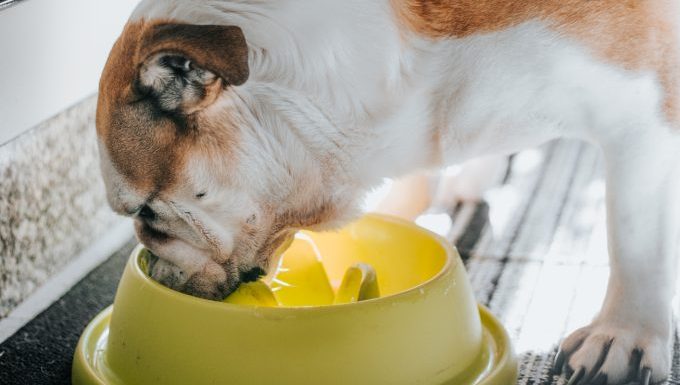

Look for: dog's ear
[136,23,249,114]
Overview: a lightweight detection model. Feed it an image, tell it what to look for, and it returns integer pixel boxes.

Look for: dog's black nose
[138,204,156,221]
[239,267,266,283]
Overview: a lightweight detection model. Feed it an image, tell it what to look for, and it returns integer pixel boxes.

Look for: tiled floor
[0,138,678,384]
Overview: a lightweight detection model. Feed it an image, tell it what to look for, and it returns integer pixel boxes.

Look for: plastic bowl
[72,214,516,385]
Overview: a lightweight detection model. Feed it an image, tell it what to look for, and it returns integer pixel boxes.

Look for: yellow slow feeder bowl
[72,215,516,385]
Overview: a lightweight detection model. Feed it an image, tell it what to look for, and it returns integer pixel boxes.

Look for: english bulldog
[97,1,680,383]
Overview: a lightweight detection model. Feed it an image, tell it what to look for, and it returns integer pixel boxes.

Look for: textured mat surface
[1,139,679,384]
[0,240,136,385]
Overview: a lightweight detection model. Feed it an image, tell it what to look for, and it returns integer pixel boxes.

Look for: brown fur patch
[392,0,680,125]
[97,19,249,194]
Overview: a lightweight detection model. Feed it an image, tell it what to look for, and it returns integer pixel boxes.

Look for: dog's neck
[131,0,439,188]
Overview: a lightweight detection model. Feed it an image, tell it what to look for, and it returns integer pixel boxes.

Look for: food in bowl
[143,233,382,306]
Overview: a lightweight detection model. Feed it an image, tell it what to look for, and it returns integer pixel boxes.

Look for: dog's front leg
[555,134,680,384]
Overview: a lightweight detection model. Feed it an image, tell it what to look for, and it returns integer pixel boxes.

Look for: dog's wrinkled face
[97,20,356,299]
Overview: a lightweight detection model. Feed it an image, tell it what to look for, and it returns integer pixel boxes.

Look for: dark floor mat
[0,239,136,385]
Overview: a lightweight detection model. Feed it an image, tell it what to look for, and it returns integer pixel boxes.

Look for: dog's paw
[554,321,672,385]
[181,264,234,301]
[149,256,233,300]
[148,256,190,290]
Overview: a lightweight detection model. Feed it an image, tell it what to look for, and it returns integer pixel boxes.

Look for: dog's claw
[640,367,651,385]
[567,367,585,385]
[553,349,566,375]
[582,338,613,384]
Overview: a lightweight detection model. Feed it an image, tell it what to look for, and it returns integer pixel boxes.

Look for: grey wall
[0,0,139,144]
[0,96,122,318]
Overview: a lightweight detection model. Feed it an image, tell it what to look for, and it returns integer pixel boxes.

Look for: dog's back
[394,0,680,125]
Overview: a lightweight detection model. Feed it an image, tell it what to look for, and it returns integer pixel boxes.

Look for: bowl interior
[141,214,450,306]
[305,216,448,297]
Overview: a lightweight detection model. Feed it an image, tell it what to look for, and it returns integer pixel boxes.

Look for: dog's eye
[195,192,207,199]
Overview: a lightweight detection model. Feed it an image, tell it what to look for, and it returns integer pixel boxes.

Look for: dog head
[97,20,360,299]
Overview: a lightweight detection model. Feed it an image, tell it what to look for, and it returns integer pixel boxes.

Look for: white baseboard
[0,219,134,343]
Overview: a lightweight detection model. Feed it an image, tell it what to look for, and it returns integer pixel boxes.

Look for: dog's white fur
[99,0,680,383]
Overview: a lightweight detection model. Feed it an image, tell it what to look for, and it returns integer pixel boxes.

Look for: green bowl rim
[132,213,462,312]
